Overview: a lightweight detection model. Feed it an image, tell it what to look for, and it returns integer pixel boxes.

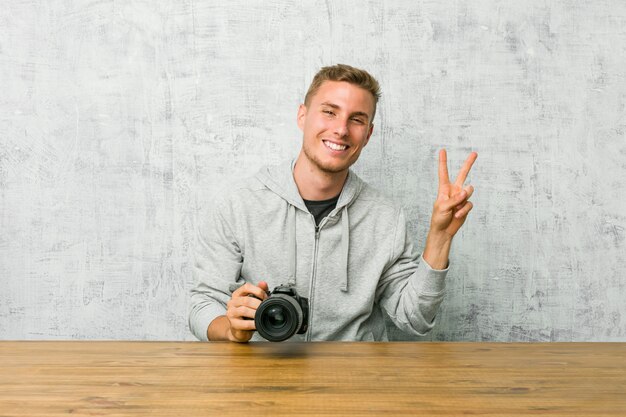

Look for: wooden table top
[0,341,625,416]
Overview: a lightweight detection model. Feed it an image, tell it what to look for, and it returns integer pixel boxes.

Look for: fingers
[440,188,469,212]
[226,281,270,337]
[225,299,259,342]
[228,288,264,315]
[227,297,262,318]
[454,151,478,187]
[440,184,475,212]
[461,184,474,201]
[223,281,270,342]
[454,201,473,219]
[233,282,268,301]
[225,304,257,339]
[228,318,257,332]
[438,149,450,189]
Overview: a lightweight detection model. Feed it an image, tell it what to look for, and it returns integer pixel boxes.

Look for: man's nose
[333,118,349,137]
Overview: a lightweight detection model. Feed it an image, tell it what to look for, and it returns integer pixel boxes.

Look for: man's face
[297,81,375,175]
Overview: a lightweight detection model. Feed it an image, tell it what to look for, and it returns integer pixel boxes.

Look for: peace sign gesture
[423,149,477,269]
[430,149,478,240]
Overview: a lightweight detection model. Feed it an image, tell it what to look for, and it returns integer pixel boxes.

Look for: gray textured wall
[1,1,625,341]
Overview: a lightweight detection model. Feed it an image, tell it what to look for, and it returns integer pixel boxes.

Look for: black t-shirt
[303,195,340,226]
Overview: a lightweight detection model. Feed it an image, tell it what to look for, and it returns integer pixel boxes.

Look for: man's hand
[423,149,477,269]
[431,149,477,238]
[207,281,269,342]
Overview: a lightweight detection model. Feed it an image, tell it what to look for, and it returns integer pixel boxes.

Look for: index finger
[438,149,450,187]
[232,282,268,301]
[454,151,478,187]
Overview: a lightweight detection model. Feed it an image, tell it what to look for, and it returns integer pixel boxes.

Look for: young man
[189,64,477,342]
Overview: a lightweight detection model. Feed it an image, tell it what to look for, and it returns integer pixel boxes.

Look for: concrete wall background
[1,1,625,341]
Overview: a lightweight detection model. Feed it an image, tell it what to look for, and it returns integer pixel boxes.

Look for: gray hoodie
[189,159,449,342]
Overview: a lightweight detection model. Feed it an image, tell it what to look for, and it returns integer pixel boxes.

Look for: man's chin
[316,161,351,174]
[302,148,354,175]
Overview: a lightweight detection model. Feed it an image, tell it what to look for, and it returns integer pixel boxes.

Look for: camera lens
[266,306,286,328]
[255,294,304,342]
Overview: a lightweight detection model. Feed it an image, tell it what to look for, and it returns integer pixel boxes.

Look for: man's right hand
[207,281,269,342]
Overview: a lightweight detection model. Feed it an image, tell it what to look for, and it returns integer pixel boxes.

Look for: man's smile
[323,140,349,152]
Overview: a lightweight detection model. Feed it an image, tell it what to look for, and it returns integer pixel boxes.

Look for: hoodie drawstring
[339,205,349,292]
[287,204,297,288]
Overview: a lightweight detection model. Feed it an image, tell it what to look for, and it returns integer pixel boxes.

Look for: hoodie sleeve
[376,208,449,337]
[188,198,243,341]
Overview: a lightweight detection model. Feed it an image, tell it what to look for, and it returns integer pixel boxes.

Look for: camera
[254,285,309,342]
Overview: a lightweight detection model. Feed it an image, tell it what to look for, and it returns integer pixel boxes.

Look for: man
[189,64,477,342]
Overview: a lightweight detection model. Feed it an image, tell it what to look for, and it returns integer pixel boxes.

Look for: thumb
[258,281,269,292]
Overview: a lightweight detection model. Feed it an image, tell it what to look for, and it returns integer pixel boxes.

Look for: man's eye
[352,118,365,124]
[323,110,334,116]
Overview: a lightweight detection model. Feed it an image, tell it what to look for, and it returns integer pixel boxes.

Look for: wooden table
[0,341,625,416]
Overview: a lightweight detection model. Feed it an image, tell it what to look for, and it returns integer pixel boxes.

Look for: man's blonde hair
[304,64,381,119]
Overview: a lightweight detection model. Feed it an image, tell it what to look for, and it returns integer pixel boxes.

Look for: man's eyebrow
[320,102,340,109]
[320,102,370,120]
[350,111,370,120]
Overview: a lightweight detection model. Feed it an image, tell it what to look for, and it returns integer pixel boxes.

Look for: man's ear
[297,104,307,131]
[364,123,374,147]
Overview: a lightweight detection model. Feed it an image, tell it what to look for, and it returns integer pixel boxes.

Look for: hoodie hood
[255,159,365,292]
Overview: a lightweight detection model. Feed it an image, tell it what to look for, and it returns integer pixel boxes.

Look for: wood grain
[1,342,625,416]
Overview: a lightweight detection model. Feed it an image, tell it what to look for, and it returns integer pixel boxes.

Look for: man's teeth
[324,141,347,151]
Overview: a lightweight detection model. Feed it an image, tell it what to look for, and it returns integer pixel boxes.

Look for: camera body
[254,285,309,342]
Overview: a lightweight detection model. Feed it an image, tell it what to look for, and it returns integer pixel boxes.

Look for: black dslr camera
[254,285,309,342]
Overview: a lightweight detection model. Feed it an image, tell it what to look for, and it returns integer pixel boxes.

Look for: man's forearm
[207,315,231,341]
[422,231,452,270]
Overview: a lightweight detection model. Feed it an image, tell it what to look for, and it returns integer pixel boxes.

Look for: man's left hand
[430,149,478,240]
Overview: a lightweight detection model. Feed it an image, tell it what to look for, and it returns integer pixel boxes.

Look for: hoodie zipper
[306,223,321,342]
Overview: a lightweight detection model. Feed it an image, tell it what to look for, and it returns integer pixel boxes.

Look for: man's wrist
[423,231,452,270]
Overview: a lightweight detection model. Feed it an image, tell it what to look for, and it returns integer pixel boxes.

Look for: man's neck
[293,152,348,201]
